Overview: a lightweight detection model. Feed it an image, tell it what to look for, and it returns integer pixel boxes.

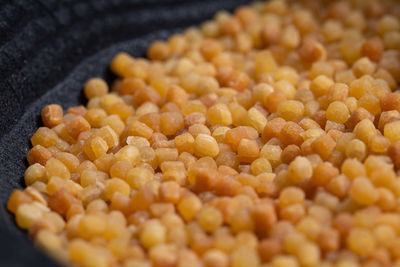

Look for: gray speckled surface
[0,0,251,265]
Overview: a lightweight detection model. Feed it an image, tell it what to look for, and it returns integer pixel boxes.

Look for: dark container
[0,0,251,265]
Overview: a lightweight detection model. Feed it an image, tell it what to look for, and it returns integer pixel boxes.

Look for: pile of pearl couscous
[7,0,400,266]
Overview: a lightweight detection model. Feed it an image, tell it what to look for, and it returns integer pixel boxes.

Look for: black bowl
[0,0,251,265]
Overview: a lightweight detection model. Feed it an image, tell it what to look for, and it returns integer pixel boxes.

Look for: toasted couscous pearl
[7,1,400,266]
